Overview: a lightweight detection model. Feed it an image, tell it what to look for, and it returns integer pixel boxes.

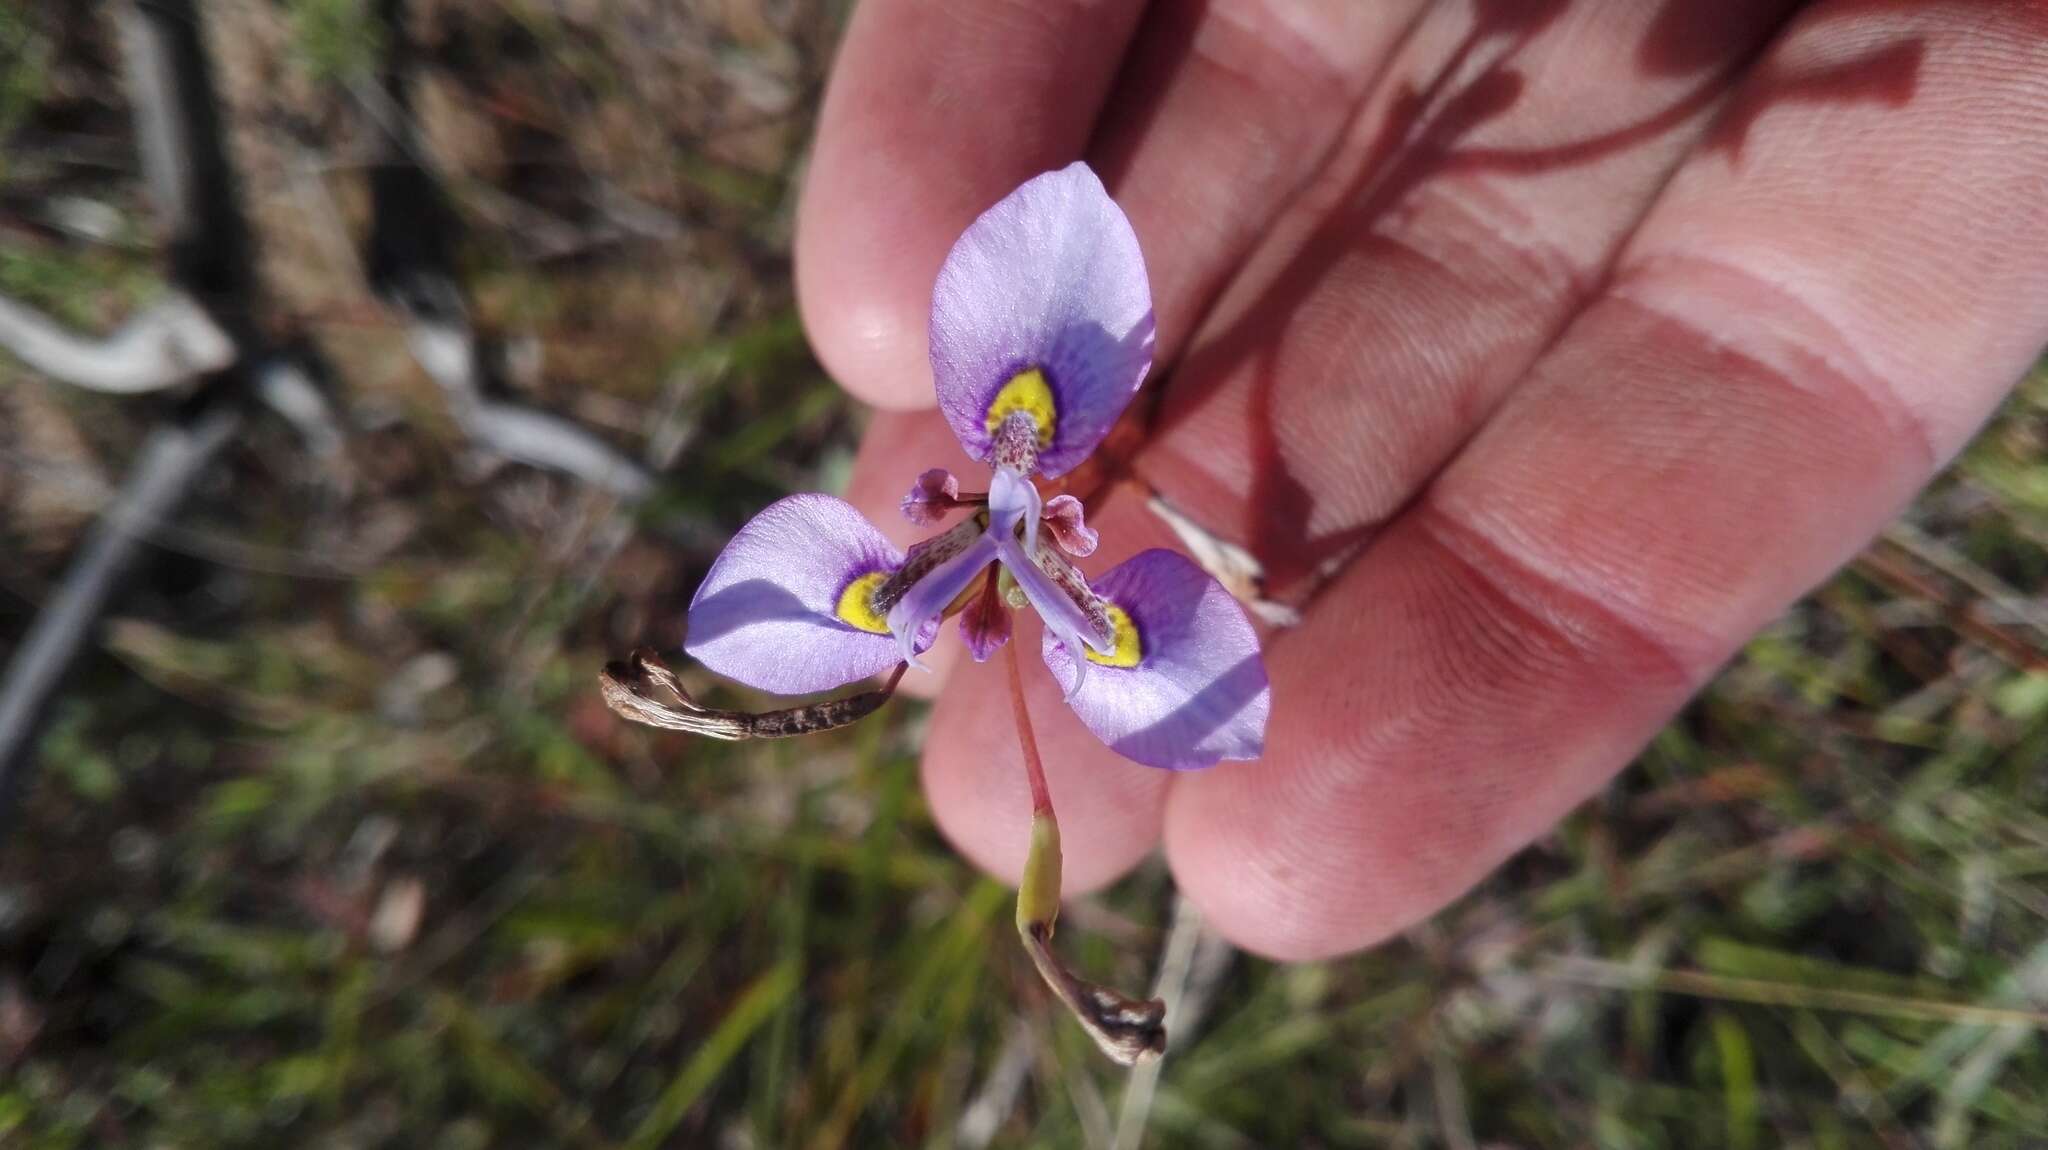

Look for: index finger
[794,0,1148,410]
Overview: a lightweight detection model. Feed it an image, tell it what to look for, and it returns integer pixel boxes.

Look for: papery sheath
[929,163,1155,477]
[1042,550,1269,770]
[684,494,922,695]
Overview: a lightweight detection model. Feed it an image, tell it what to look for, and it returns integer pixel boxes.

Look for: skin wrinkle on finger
[1609,252,1942,467]
[1427,290,1934,682]
[1432,2,2048,690]
[1166,3,2048,960]
[1166,509,1695,959]
[1133,0,1797,597]
[795,0,1149,410]
[1088,0,1431,365]
[1621,2,2048,459]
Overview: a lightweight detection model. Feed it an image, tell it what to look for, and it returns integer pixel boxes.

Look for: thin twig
[0,0,265,821]
[956,1021,1037,1150]
[0,291,233,393]
[1111,896,1202,1149]
[0,401,242,820]
[464,399,655,499]
[253,356,347,465]
[360,1,654,500]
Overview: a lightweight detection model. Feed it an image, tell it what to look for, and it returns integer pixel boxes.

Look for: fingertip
[794,189,940,410]
[1161,770,1408,963]
[792,0,1148,410]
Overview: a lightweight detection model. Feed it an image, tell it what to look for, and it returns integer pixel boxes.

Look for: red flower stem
[1004,637,1054,818]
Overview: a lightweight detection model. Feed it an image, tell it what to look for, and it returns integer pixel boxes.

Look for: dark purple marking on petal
[1029,534,1113,652]
[1042,550,1269,770]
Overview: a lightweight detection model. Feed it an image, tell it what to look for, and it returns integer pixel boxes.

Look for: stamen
[902,468,971,526]
[1031,534,1115,652]
[1005,641,1166,1067]
[874,511,988,614]
[990,409,1043,476]
[600,649,907,740]
[1084,602,1143,668]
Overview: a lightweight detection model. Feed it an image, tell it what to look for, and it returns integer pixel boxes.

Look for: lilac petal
[1041,549,1269,770]
[989,466,1042,556]
[686,494,923,695]
[1042,494,1097,557]
[901,468,963,527]
[879,513,986,609]
[930,162,1154,478]
[885,532,999,672]
[998,536,1112,698]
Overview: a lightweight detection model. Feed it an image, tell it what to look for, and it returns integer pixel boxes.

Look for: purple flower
[685,163,1268,770]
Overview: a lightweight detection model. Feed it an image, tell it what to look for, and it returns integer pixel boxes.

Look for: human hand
[792,0,2048,960]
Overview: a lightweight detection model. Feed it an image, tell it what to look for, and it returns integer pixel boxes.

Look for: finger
[920,489,1189,895]
[1138,0,1796,594]
[843,409,981,698]
[1166,1,2048,960]
[1087,0,1430,360]
[795,0,1149,410]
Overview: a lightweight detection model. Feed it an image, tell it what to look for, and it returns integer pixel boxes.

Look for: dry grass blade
[1543,957,2048,1029]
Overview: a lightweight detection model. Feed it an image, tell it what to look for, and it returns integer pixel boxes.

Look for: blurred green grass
[4,4,2048,1148]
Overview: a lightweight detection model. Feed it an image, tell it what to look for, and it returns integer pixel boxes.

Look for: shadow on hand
[1109,0,1927,608]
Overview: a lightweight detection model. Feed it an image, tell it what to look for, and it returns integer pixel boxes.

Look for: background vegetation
[3,3,2047,1146]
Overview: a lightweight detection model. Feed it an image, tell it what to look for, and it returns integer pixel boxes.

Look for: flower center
[1084,602,1143,668]
[834,571,893,634]
[985,367,1057,451]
